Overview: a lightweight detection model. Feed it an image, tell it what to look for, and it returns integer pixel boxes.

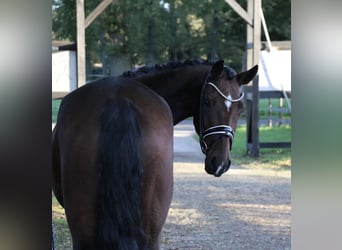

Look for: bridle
[199,81,244,154]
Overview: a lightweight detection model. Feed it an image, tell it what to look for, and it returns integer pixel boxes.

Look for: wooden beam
[76,0,113,87]
[76,0,86,87]
[259,142,291,148]
[224,0,253,26]
[253,0,261,67]
[246,0,254,70]
[246,0,254,154]
[85,0,113,29]
[245,0,262,157]
[250,0,262,157]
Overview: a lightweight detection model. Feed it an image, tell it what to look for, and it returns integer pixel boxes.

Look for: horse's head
[196,60,258,177]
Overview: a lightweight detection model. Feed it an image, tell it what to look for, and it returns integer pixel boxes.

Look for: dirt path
[161,120,291,250]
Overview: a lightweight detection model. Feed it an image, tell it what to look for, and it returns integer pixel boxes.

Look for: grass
[231,124,291,170]
[52,194,72,250]
[241,98,291,120]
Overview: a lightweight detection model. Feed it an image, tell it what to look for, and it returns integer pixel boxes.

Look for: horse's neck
[136,67,208,124]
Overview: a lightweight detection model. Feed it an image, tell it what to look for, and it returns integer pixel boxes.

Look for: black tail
[96,99,145,250]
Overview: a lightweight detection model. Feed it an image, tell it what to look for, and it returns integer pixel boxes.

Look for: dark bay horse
[52,80,174,249]
[52,59,258,249]
[122,59,258,176]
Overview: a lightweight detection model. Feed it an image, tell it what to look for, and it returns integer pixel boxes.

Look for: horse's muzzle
[205,157,231,177]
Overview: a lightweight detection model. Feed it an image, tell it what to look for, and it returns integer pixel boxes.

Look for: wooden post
[224,0,252,26]
[76,0,86,87]
[246,0,254,70]
[279,98,283,125]
[246,0,254,155]
[76,0,113,87]
[250,0,261,156]
[249,0,261,156]
[268,98,273,127]
[85,0,113,29]
[223,0,261,156]
[245,0,261,157]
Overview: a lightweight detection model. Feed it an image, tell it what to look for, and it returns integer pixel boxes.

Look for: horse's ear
[210,60,225,79]
[237,65,258,85]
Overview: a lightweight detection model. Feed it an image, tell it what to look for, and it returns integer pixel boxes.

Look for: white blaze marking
[225,95,232,112]
[215,163,225,176]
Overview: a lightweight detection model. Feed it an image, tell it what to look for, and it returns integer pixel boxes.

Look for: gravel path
[161,120,291,250]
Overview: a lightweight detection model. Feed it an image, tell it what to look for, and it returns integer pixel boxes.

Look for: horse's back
[52,78,173,249]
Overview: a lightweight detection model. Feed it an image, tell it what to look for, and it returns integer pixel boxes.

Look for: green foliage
[52,0,77,41]
[231,124,291,169]
[262,0,291,40]
[52,0,290,74]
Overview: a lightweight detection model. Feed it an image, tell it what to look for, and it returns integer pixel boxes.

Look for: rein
[199,81,244,154]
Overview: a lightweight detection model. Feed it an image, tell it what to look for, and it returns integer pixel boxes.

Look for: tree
[262,0,291,41]
[52,0,291,76]
[52,0,76,41]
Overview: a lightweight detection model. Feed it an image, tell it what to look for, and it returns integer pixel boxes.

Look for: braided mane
[121,59,214,78]
[121,59,237,79]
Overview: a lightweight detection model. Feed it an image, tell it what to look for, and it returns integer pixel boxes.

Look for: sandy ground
[160,120,291,250]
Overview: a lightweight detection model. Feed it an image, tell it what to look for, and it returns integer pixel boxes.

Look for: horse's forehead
[217,67,241,95]
[224,66,237,79]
